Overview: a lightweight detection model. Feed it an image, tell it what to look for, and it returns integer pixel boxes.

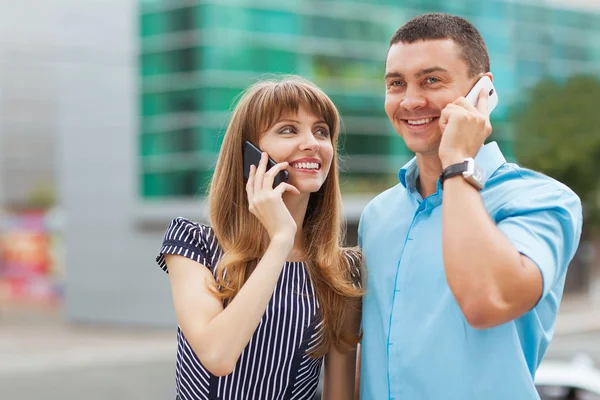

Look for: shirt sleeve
[496,185,583,300]
[155,217,213,273]
[358,211,365,248]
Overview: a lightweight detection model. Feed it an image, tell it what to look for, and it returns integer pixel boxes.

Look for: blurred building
[60,0,600,326]
[0,1,59,207]
[137,0,600,226]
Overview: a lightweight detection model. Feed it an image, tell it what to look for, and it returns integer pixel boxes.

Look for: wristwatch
[440,158,485,190]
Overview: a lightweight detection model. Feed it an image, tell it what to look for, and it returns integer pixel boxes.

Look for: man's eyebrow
[415,67,449,78]
[384,71,404,80]
[384,67,449,80]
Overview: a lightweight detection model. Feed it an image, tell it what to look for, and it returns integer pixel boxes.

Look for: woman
[156,75,363,400]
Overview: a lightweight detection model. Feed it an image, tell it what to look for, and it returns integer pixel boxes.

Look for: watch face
[472,165,485,184]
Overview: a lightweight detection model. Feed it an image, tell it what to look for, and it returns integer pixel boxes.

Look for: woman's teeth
[291,162,319,170]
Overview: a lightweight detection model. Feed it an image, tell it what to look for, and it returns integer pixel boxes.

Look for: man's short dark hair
[389,13,490,76]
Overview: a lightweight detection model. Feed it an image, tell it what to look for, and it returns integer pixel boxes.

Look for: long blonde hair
[208,75,363,357]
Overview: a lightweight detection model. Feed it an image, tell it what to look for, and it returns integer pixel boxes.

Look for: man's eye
[425,77,441,84]
[390,80,404,87]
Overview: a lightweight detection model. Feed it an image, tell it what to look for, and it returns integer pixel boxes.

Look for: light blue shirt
[358,142,583,400]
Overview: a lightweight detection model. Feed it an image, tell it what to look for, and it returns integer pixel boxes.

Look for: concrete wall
[57,0,176,327]
[0,0,59,206]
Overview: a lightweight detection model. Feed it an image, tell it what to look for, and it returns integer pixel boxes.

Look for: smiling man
[358,13,583,400]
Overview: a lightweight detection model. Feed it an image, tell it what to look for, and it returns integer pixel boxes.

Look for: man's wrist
[440,157,486,191]
[442,174,474,189]
[440,153,469,169]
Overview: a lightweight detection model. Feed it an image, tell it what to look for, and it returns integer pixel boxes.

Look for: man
[358,13,583,400]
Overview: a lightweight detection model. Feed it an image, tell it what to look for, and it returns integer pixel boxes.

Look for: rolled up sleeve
[497,186,583,299]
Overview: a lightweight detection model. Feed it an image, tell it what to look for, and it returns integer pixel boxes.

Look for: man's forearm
[441,176,524,326]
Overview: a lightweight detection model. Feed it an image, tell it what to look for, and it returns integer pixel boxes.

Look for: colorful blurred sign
[0,208,64,305]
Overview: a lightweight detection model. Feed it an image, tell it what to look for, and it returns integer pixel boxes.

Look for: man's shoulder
[362,183,406,216]
[487,163,581,210]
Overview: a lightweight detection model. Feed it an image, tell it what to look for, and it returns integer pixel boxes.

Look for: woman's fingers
[274,182,300,197]
[263,162,289,190]
[246,164,256,199]
[254,152,268,194]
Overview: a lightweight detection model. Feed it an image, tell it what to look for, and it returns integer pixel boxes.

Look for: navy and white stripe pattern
[156,217,360,400]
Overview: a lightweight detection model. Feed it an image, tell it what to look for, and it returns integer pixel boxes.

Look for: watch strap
[440,160,469,187]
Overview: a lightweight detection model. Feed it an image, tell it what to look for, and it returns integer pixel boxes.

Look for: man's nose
[400,87,427,110]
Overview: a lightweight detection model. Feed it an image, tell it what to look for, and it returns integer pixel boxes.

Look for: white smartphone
[465,76,498,115]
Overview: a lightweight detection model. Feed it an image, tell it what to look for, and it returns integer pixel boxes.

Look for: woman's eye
[279,126,296,134]
[315,127,330,137]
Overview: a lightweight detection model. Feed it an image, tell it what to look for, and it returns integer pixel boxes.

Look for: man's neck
[415,152,444,199]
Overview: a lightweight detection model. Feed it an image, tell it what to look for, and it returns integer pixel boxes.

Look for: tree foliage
[512,75,600,232]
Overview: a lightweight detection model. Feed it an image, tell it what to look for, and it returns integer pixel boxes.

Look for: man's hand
[438,88,492,168]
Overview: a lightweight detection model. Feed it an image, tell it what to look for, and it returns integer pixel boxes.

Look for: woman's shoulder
[158,217,220,271]
[162,217,220,255]
[165,217,214,240]
[342,247,363,285]
[342,247,362,267]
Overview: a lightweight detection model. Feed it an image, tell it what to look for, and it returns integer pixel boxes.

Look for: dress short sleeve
[155,217,216,273]
[344,249,364,289]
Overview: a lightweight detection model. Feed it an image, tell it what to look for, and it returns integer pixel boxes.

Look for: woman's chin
[288,181,323,195]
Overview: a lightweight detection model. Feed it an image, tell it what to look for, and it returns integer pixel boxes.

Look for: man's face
[384,39,482,157]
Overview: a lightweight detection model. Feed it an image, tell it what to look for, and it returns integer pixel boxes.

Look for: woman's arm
[321,298,361,400]
[167,234,292,376]
[168,156,299,376]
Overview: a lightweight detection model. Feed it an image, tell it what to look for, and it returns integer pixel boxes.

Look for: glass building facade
[139,0,600,202]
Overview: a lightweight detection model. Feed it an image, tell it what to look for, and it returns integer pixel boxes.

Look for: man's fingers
[476,88,489,115]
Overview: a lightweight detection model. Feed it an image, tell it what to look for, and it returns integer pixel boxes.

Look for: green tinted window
[198,5,299,35]
[201,45,297,72]
[305,16,389,42]
[142,170,209,198]
[140,129,198,157]
[141,7,197,37]
[141,48,200,76]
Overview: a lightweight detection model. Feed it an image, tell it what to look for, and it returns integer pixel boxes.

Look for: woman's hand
[246,152,300,242]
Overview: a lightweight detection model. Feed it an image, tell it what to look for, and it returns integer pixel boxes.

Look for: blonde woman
[156,76,363,400]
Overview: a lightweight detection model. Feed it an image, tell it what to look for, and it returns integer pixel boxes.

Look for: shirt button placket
[388,205,422,398]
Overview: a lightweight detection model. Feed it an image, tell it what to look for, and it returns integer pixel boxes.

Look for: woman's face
[258,106,334,194]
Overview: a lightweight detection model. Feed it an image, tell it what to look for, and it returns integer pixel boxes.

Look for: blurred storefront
[0,208,64,309]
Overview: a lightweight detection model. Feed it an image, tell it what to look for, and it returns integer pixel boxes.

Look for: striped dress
[156,217,361,400]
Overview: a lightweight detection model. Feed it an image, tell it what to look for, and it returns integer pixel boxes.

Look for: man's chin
[404,140,442,157]
[399,130,441,155]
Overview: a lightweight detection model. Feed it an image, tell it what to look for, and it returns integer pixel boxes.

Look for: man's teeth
[292,162,319,170]
[406,117,434,125]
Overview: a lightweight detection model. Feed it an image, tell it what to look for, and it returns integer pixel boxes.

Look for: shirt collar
[398,141,507,189]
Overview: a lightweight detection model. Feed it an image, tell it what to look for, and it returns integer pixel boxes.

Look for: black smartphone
[242,141,289,189]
